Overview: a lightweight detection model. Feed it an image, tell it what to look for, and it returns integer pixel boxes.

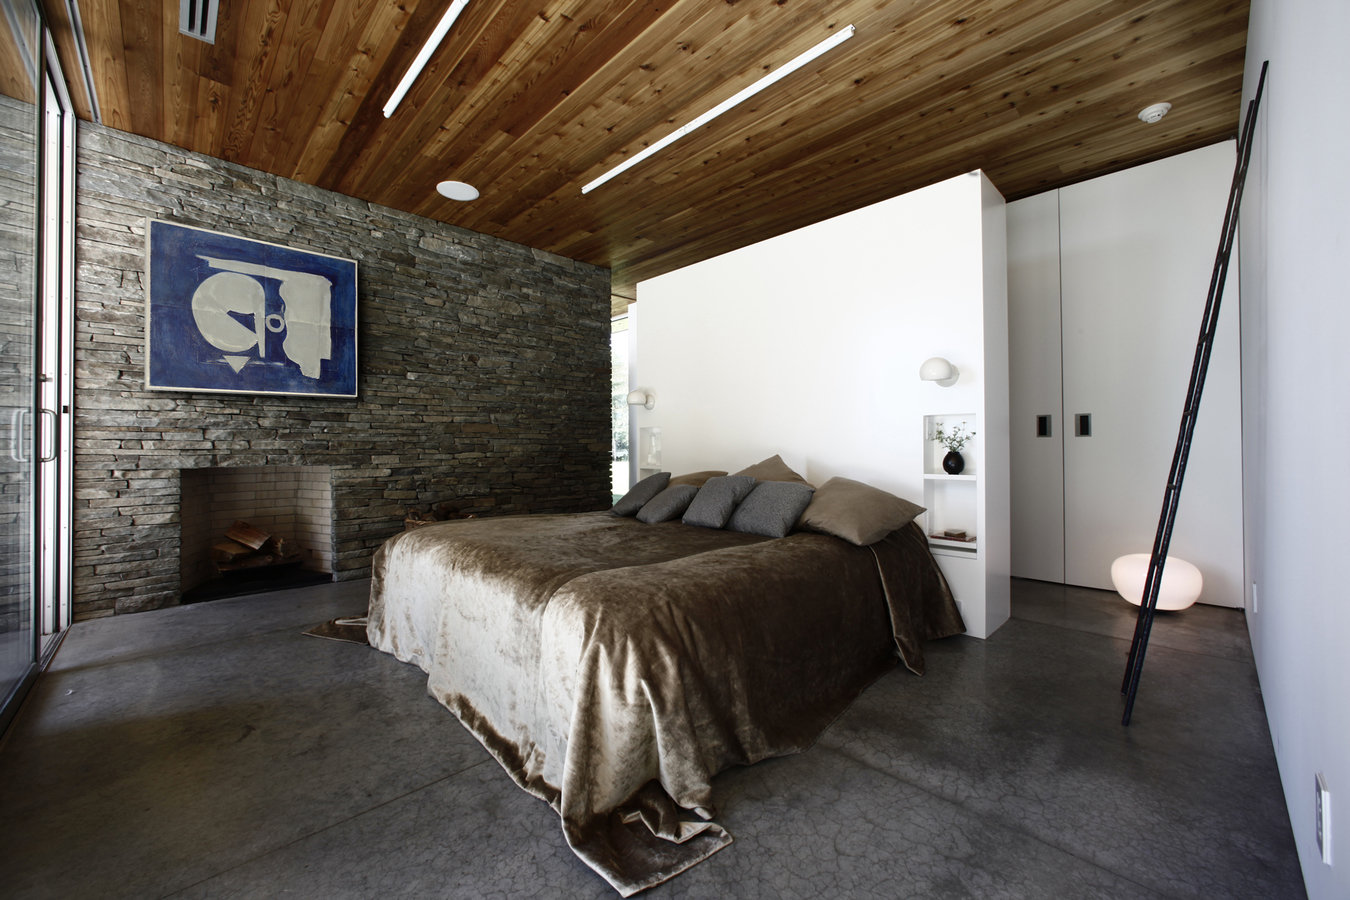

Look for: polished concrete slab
[0,578,1305,899]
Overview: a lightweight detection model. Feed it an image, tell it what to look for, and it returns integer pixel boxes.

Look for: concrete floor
[0,578,1305,899]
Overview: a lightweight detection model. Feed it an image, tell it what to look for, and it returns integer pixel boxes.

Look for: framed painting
[145,220,358,397]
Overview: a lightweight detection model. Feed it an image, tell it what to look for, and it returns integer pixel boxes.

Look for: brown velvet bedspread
[367,512,962,895]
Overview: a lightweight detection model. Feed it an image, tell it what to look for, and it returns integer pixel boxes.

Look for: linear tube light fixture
[582,23,856,195]
[383,0,473,118]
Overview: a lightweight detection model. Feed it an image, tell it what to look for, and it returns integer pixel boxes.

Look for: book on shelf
[930,532,976,543]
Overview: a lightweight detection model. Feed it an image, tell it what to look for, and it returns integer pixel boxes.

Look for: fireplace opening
[180,466,335,602]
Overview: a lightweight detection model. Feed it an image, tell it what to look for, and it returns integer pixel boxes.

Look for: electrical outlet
[1316,773,1332,866]
[1251,582,1259,614]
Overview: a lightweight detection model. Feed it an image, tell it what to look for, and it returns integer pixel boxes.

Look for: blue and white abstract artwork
[146,220,358,397]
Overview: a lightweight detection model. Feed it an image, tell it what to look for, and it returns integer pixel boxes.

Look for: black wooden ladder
[1121,60,1268,727]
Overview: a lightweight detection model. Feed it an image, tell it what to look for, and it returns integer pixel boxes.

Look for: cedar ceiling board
[70,0,1248,296]
[163,12,197,150]
[592,1,1244,223]
[447,14,866,237]
[541,8,850,192]
[311,0,529,192]
[386,0,848,222]
[291,0,412,182]
[246,0,333,171]
[602,33,1242,282]
[410,0,680,201]
[861,58,1244,197]
[378,0,693,213]
[342,0,578,200]
[609,95,1241,288]
[118,0,162,135]
[585,0,1236,264]
[0,18,35,103]
[475,0,1237,256]
[38,0,93,117]
[983,71,1245,191]
[84,0,131,129]
[191,75,231,157]
[219,0,290,163]
[499,0,1215,246]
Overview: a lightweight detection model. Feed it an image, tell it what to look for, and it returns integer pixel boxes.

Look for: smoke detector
[1138,102,1172,124]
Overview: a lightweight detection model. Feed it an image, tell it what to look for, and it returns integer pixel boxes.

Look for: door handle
[1075,413,1092,437]
[9,407,26,463]
[39,408,57,463]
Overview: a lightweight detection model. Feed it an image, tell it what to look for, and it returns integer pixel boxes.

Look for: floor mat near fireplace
[302,616,370,645]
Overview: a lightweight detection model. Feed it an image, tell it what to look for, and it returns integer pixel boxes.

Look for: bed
[367,472,964,895]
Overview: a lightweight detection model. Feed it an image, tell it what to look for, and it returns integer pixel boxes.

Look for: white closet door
[1007,192,1064,582]
[1058,142,1244,602]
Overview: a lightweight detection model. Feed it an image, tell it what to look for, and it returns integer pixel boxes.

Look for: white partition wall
[635,171,1010,638]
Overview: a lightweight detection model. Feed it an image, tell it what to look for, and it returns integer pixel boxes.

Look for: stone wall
[74,122,611,619]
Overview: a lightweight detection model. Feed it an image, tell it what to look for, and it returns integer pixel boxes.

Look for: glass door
[39,62,73,647]
[0,0,43,732]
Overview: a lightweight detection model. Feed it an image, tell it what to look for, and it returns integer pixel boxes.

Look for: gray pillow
[636,484,699,523]
[682,475,757,529]
[798,476,925,545]
[610,471,671,516]
[727,481,815,538]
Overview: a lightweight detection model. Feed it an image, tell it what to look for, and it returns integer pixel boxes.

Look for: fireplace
[180,466,334,601]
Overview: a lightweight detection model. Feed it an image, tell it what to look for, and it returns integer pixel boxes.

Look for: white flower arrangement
[931,421,976,452]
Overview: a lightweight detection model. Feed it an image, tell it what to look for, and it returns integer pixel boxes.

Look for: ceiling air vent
[179,0,218,44]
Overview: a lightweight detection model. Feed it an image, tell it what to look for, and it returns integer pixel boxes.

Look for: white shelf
[922,414,980,561]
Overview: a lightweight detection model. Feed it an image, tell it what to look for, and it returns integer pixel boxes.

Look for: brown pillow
[669,470,728,488]
[733,454,811,486]
[799,477,925,546]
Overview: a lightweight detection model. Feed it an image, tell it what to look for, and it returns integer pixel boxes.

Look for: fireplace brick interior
[180,466,334,595]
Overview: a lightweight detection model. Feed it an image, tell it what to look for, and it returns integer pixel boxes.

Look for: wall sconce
[919,357,959,388]
[626,389,655,410]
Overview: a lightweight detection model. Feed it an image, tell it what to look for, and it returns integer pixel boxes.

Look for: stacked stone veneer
[74,123,611,619]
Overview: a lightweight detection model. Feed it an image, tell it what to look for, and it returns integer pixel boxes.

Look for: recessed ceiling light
[437,180,479,201]
[582,23,857,195]
[1138,102,1172,124]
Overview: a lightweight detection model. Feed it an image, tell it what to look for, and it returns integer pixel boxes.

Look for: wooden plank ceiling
[59,0,1249,302]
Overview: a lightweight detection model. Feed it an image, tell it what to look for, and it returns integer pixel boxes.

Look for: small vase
[942,450,965,475]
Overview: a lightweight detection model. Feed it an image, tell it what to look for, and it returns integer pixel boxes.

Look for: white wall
[979,176,1012,636]
[635,170,1009,637]
[1241,2,1350,896]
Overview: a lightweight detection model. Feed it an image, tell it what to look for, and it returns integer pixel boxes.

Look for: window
[610,316,629,499]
